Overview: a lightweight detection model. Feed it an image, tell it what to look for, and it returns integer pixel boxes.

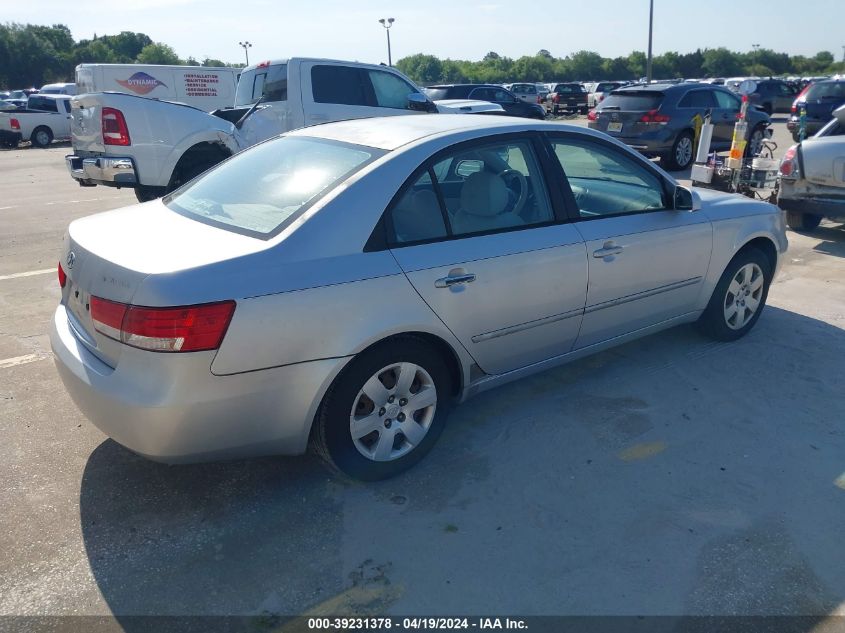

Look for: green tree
[396,53,443,84]
[568,50,603,80]
[136,42,182,65]
[701,47,743,77]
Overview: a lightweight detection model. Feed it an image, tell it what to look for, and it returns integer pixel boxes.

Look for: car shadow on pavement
[809,223,845,258]
[78,305,845,626]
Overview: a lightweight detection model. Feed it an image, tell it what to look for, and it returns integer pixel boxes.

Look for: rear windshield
[555,84,585,93]
[805,82,845,101]
[235,63,288,106]
[596,82,623,92]
[165,136,384,239]
[600,91,663,111]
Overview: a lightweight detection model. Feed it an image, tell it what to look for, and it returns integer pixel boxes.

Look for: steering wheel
[498,169,528,216]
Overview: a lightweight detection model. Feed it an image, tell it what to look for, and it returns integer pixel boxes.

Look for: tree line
[0,23,243,89]
[2,22,843,90]
[396,49,845,85]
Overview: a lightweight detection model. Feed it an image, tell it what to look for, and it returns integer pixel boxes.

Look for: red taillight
[779,144,799,179]
[102,107,131,146]
[587,109,597,121]
[639,109,671,124]
[598,94,605,102]
[553,94,560,104]
[10,118,20,130]
[537,95,543,104]
[58,262,67,289]
[90,297,235,352]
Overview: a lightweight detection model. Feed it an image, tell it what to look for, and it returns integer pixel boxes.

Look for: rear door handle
[593,243,624,258]
[435,273,476,288]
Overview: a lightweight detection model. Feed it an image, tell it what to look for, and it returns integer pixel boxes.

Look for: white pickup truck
[778,104,845,231]
[0,94,72,148]
[66,58,503,202]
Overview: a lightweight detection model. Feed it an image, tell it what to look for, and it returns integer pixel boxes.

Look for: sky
[7,0,845,66]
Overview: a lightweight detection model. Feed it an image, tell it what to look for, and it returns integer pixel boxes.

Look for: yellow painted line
[618,441,667,462]
[0,353,49,369]
[834,473,845,491]
[274,584,403,632]
[0,268,54,281]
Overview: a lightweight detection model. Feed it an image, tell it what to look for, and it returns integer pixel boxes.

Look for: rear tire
[697,247,772,342]
[30,126,53,148]
[664,131,694,171]
[785,211,822,232]
[312,336,453,481]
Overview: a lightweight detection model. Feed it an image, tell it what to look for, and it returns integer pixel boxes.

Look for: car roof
[426,84,501,89]
[287,114,602,151]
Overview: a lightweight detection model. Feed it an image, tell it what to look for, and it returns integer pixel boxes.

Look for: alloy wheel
[675,136,693,167]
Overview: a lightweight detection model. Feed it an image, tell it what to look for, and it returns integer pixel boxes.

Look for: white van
[75,64,239,111]
[40,83,77,95]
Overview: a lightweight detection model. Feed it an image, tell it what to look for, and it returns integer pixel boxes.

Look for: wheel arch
[167,141,232,189]
[735,235,778,273]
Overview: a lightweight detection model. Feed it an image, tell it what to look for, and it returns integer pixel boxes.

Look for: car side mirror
[408,93,437,113]
[674,186,701,211]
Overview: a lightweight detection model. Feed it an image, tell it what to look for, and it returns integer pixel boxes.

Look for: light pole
[239,41,252,66]
[646,0,653,83]
[378,18,395,66]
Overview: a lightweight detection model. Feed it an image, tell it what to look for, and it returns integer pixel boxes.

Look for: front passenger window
[368,70,418,109]
[550,138,667,218]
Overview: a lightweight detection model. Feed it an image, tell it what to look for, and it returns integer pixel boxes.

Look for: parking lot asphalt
[1,121,844,627]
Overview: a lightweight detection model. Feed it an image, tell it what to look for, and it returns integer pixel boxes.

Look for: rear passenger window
[678,90,717,108]
[389,139,554,244]
[311,66,367,106]
[550,138,667,218]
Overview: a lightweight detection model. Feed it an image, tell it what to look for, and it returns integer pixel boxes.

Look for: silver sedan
[51,115,787,480]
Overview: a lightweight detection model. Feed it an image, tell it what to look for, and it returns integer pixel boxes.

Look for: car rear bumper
[51,304,348,463]
[0,130,22,146]
[785,119,824,136]
[65,154,138,187]
[778,192,845,219]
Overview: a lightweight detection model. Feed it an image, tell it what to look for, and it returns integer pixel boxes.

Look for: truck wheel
[30,127,53,148]
[134,186,167,203]
[785,211,822,232]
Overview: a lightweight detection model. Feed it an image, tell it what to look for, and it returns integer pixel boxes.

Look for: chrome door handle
[435,273,476,288]
[593,245,624,258]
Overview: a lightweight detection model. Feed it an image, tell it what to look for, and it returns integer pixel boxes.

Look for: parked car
[66,58,502,203]
[504,83,539,103]
[424,85,545,119]
[747,79,798,115]
[51,114,787,480]
[535,83,550,102]
[544,83,589,115]
[586,81,627,108]
[0,94,72,148]
[778,104,845,231]
[0,100,20,111]
[588,83,771,171]
[786,79,845,142]
[40,82,77,96]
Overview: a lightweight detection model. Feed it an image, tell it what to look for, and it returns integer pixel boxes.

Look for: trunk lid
[801,137,845,188]
[60,200,271,367]
[592,91,665,136]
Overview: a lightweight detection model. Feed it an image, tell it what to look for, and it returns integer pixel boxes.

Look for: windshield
[235,63,288,107]
[600,92,663,110]
[165,136,383,239]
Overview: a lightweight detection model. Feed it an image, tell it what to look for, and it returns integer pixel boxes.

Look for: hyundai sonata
[51,115,787,480]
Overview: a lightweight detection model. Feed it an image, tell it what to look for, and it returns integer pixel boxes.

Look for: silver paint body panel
[50,115,787,462]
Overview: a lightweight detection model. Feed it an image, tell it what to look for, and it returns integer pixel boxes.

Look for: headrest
[459,171,509,217]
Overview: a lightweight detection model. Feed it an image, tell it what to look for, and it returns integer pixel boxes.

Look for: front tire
[312,336,453,481]
[785,211,822,232]
[697,248,772,342]
[664,131,694,171]
[745,126,765,158]
[30,126,53,148]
